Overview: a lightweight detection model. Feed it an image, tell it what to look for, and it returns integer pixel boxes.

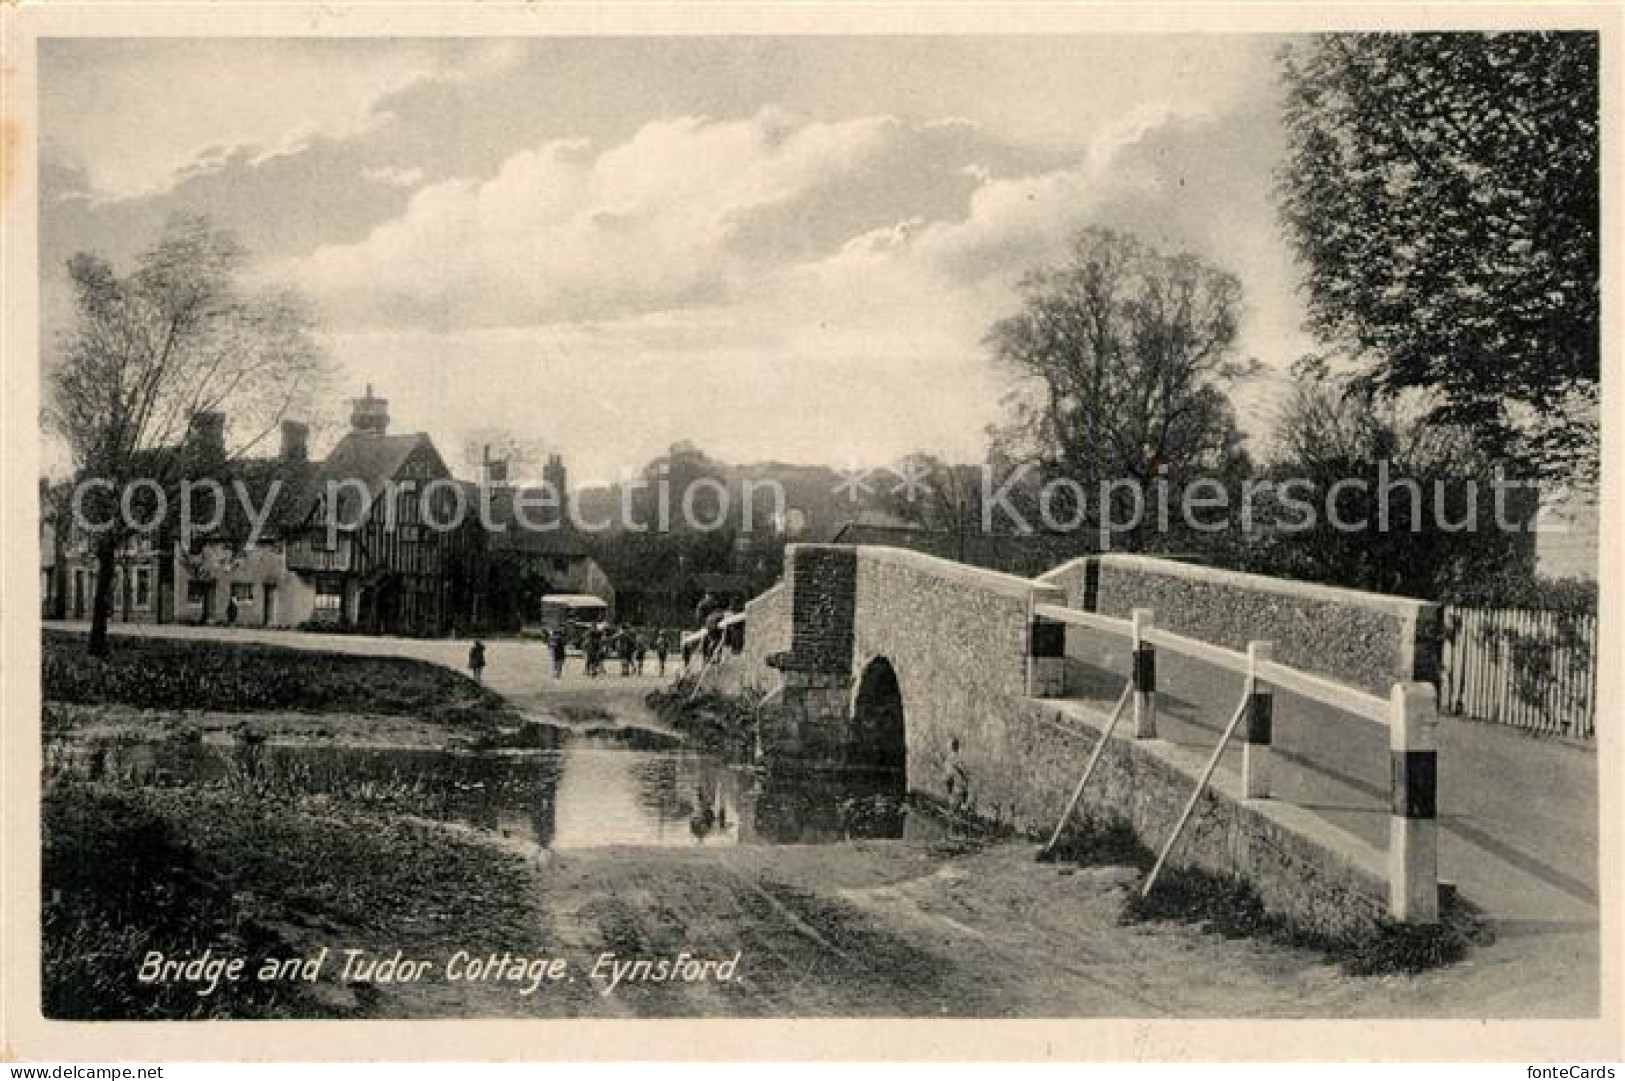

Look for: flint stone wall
[1041,554,1442,694]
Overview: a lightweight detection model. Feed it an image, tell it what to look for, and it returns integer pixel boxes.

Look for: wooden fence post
[1131,608,1157,738]
[1243,641,1274,800]
[1389,682,1440,923]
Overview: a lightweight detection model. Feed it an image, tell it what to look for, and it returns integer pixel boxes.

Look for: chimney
[280,420,310,463]
[349,383,390,436]
[186,411,226,464]
[543,453,568,518]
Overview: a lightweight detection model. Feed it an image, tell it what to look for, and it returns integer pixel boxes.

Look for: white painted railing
[1142,625,1249,675]
[1030,596,1440,924]
[1031,602,1132,637]
[1253,658,1390,726]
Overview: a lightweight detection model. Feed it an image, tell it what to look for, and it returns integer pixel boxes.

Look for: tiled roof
[302,432,435,525]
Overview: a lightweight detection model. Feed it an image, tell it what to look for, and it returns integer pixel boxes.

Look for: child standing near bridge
[468,640,486,686]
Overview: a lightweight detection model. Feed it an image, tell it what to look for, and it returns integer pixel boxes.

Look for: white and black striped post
[1026,592,1067,698]
[1389,682,1440,923]
[1130,607,1157,739]
[1243,641,1274,800]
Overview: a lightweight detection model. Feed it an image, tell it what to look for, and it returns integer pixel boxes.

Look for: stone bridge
[718,544,1446,938]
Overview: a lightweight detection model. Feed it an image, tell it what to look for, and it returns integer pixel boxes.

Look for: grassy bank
[40,631,548,1018]
[42,777,549,1019]
[44,630,513,724]
[645,676,764,759]
[1047,814,1489,976]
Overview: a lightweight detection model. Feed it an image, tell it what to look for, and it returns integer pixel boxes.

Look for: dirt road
[351,833,1595,1019]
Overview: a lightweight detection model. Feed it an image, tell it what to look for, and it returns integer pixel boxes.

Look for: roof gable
[304,432,443,525]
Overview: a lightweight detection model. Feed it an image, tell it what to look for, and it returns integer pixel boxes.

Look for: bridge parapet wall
[736,582,789,687]
[729,544,1434,936]
[848,546,1049,801]
[1041,554,1441,693]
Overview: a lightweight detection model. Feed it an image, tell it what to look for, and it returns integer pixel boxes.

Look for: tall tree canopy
[1276,32,1599,484]
[1253,356,1536,600]
[987,227,1252,546]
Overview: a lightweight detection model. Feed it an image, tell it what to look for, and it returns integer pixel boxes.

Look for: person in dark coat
[468,640,486,685]
[550,631,568,680]
[584,627,604,677]
[618,628,636,676]
[702,607,725,661]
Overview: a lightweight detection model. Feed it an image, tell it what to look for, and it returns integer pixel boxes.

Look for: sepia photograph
[1,2,1617,1063]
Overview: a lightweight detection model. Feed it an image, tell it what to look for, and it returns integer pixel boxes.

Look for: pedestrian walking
[703,607,724,661]
[656,631,670,677]
[468,640,486,685]
[226,595,239,627]
[585,627,604,678]
[550,630,568,680]
[618,629,636,677]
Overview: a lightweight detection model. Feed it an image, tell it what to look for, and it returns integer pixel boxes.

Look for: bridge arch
[848,655,907,776]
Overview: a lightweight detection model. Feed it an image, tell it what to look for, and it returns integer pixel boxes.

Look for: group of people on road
[539,624,676,680]
[466,591,744,685]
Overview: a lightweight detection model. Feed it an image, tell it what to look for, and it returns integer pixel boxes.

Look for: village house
[44,411,316,627]
[278,386,490,635]
[478,449,615,631]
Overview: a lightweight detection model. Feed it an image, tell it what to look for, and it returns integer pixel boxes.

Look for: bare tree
[987,227,1254,546]
[879,453,985,561]
[460,427,549,482]
[43,214,328,655]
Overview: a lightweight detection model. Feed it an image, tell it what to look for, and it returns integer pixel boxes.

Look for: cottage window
[231,582,256,604]
[186,579,210,605]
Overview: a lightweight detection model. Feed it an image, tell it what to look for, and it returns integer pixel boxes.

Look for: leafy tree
[43,215,328,656]
[1276,32,1599,485]
[1250,358,1537,599]
[987,227,1253,549]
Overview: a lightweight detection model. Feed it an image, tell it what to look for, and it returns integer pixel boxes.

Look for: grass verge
[44,630,515,724]
[42,776,549,1019]
[645,677,764,758]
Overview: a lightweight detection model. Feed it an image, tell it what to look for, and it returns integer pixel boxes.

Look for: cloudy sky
[39,36,1315,484]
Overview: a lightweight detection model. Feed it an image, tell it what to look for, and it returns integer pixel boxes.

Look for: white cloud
[360,164,427,189]
[43,37,1314,476]
[285,103,1304,475]
[41,40,522,200]
[278,109,904,328]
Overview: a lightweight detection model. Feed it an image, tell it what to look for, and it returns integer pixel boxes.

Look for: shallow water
[51,732,937,850]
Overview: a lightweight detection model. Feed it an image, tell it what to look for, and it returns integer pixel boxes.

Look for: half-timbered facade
[284,388,487,635]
